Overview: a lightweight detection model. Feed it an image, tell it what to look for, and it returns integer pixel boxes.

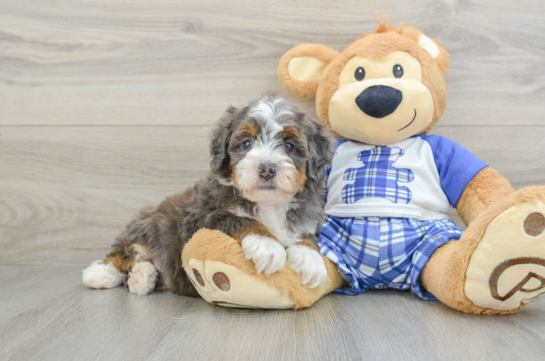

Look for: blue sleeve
[419,135,488,207]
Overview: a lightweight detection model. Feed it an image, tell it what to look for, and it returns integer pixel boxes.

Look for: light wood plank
[1,125,545,266]
[0,126,209,266]
[1,0,545,126]
[1,266,545,361]
[1,0,545,359]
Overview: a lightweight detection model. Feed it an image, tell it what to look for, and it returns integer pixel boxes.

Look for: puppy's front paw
[287,246,327,289]
[241,235,286,276]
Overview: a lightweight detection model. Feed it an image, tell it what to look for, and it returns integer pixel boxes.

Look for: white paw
[128,261,158,296]
[241,235,286,276]
[82,260,126,289]
[287,245,327,289]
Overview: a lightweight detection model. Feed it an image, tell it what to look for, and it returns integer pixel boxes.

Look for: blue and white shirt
[324,135,488,220]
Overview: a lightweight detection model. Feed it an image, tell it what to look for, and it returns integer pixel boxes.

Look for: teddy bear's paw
[287,245,328,289]
[185,259,294,309]
[241,235,286,275]
[128,261,158,296]
[465,201,545,311]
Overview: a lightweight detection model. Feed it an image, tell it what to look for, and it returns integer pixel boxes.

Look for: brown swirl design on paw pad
[489,257,545,302]
[213,272,231,291]
[524,212,545,237]
[193,268,205,287]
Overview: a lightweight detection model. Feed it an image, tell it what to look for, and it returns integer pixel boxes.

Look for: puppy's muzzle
[355,85,402,118]
[258,163,277,181]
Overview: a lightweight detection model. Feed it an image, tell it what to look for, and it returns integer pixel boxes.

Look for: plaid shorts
[318,216,464,300]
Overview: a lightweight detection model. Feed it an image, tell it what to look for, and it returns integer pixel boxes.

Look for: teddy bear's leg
[182,229,345,309]
[422,186,545,314]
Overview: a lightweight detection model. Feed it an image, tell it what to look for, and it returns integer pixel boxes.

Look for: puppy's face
[210,97,333,203]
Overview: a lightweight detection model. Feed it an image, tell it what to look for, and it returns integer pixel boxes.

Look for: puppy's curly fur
[82,96,334,296]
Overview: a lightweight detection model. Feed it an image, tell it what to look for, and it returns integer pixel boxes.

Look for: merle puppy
[82,96,334,297]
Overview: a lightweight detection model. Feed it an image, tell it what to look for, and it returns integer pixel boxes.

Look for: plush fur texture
[422,187,545,314]
[456,167,515,225]
[182,229,346,309]
[82,96,334,296]
[268,15,545,314]
[278,44,339,99]
[315,31,448,138]
[278,19,450,142]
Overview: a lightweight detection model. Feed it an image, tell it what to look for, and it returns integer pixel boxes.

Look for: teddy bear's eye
[393,64,404,78]
[354,67,365,81]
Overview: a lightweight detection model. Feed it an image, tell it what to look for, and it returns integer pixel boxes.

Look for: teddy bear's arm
[456,167,514,225]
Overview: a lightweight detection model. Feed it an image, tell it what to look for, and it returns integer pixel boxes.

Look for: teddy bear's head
[278,16,451,146]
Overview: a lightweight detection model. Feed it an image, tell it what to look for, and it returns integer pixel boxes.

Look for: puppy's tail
[82,207,155,289]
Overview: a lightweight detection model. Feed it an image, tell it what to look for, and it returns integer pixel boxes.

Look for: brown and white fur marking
[82,96,335,295]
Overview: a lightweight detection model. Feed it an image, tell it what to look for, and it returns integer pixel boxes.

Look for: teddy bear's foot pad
[186,259,294,309]
[465,202,545,311]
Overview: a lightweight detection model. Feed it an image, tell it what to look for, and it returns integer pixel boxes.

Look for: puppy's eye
[354,67,365,81]
[284,142,294,152]
[242,140,252,150]
[393,64,403,78]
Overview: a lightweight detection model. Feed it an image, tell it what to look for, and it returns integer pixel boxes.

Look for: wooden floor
[2,267,545,361]
[1,0,545,359]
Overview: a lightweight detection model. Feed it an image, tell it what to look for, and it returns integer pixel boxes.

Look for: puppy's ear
[307,115,335,180]
[210,106,238,177]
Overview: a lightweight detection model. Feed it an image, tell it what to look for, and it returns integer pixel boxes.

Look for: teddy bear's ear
[278,44,339,98]
[402,27,451,74]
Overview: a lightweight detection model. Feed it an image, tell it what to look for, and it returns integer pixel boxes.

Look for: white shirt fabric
[325,137,453,220]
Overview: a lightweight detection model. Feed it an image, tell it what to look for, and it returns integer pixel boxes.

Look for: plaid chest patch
[341,146,414,204]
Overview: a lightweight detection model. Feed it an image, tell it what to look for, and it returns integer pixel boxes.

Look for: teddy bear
[182,16,545,314]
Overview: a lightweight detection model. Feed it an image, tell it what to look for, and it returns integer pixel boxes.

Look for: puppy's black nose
[355,85,402,118]
[258,163,277,181]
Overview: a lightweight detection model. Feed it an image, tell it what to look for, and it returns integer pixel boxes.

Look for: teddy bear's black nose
[355,85,403,118]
